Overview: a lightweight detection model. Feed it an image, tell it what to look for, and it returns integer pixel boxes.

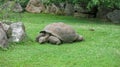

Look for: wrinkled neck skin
[44,33,50,41]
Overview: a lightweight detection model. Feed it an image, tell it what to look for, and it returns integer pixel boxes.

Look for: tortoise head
[36,31,50,44]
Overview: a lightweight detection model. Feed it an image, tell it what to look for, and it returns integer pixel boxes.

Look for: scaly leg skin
[48,36,61,45]
[38,36,47,44]
[38,33,50,44]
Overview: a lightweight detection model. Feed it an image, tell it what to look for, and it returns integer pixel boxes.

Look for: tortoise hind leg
[48,36,61,45]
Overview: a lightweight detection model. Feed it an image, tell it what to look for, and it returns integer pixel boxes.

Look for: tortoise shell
[42,22,78,42]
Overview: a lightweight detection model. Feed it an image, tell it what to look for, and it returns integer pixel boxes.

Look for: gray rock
[60,2,65,9]
[50,3,60,14]
[44,5,51,13]
[74,4,84,13]
[13,2,23,12]
[0,21,13,39]
[74,4,89,18]
[44,3,63,15]
[0,21,27,48]
[0,23,8,48]
[8,22,26,42]
[0,22,10,32]
[64,3,74,16]
[1,1,23,13]
[25,0,45,13]
[107,10,120,23]
[97,6,113,19]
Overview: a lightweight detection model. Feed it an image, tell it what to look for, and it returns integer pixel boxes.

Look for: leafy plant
[42,0,120,9]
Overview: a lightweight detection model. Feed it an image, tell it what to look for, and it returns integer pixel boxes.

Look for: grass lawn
[0,13,120,67]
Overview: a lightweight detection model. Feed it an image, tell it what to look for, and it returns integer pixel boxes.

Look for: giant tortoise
[36,22,83,45]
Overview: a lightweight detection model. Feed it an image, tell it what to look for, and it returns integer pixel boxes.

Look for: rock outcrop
[64,3,74,16]
[0,21,26,48]
[25,0,45,13]
[0,23,8,48]
[1,1,23,13]
[107,10,120,23]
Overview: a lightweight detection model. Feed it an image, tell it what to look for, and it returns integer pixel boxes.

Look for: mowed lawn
[0,13,120,67]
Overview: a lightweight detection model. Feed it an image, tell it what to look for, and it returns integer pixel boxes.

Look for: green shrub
[0,0,4,5]
[14,0,29,8]
[42,0,120,10]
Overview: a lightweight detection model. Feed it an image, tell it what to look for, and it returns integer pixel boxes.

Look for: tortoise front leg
[37,33,50,44]
[48,36,61,45]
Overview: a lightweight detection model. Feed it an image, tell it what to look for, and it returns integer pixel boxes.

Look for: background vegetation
[0,0,120,9]
[43,0,120,9]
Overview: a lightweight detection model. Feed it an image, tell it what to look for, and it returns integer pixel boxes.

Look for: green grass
[0,13,120,67]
